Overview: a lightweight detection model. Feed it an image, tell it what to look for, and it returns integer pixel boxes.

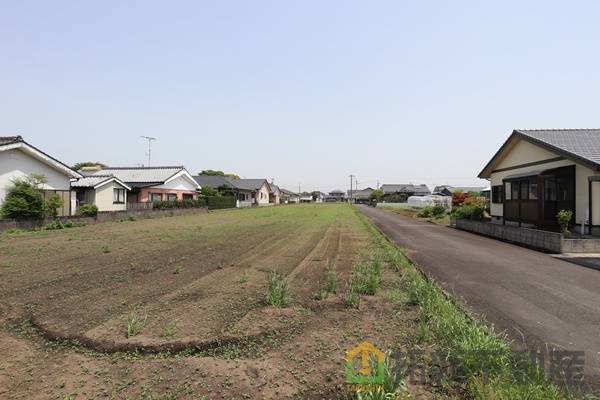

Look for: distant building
[378,184,430,202]
[325,189,345,202]
[432,185,488,196]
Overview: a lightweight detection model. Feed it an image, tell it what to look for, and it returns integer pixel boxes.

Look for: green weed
[239,271,249,284]
[126,307,147,338]
[162,321,177,338]
[266,271,289,307]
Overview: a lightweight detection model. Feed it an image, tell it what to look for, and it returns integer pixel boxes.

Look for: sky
[2,1,600,193]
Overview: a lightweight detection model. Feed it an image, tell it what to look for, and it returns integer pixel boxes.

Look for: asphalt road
[357,205,600,379]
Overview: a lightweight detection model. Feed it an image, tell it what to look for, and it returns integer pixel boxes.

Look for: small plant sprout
[266,271,289,307]
[173,265,184,274]
[163,321,177,338]
[101,245,111,254]
[239,271,249,283]
[126,307,147,338]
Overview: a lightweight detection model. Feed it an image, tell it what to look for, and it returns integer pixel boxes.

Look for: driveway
[357,205,600,380]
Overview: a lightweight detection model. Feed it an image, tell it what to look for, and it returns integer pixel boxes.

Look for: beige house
[71,175,132,212]
[479,129,600,233]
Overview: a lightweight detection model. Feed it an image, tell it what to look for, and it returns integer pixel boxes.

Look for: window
[167,193,177,202]
[492,186,503,203]
[529,182,538,200]
[505,182,511,200]
[520,181,529,200]
[150,193,162,202]
[511,182,520,200]
[183,194,193,201]
[113,188,125,204]
[545,179,557,201]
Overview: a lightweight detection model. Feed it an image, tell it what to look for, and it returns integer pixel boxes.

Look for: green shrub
[1,177,46,219]
[43,219,64,230]
[79,204,98,217]
[266,271,289,307]
[206,196,236,210]
[452,204,485,221]
[417,207,432,218]
[44,194,64,219]
[152,198,207,210]
[431,204,446,218]
[557,209,573,234]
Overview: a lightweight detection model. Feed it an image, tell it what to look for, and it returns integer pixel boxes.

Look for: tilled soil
[0,205,429,399]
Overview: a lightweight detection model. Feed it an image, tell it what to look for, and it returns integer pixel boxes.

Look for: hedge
[206,196,236,210]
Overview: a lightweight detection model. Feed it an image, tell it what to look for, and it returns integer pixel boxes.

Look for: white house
[71,175,132,212]
[0,136,82,216]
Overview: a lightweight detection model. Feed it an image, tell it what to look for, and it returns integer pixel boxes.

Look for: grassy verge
[353,205,595,400]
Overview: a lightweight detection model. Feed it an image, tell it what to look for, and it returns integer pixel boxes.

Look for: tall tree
[198,170,240,179]
[72,161,107,171]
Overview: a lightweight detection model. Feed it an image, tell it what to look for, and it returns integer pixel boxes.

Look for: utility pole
[349,174,355,203]
[377,180,380,190]
[140,136,156,166]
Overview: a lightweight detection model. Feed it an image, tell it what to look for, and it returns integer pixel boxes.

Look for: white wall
[256,183,270,205]
[0,148,71,203]
[153,175,198,191]
[95,181,128,212]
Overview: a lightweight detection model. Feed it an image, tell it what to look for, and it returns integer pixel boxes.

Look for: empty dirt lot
[0,204,426,399]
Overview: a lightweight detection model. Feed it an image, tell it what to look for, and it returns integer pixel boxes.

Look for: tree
[217,185,235,197]
[198,170,240,180]
[72,161,107,171]
[45,194,64,219]
[201,185,218,197]
[0,175,47,219]
[370,189,384,200]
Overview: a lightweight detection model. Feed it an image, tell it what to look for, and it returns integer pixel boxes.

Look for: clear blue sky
[2,1,600,192]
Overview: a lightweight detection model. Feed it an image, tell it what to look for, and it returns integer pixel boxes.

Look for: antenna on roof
[140,136,156,166]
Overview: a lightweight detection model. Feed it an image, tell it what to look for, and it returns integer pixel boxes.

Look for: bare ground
[0,205,431,399]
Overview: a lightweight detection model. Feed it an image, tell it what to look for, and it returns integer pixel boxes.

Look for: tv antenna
[140,136,156,166]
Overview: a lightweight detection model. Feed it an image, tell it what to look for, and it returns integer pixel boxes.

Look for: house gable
[494,138,563,172]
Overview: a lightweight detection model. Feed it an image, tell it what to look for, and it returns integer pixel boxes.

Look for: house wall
[137,175,199,202]
[488,138,600,225]
[256,183,270,205]
[95,181,128,212]
[0,148,72,204]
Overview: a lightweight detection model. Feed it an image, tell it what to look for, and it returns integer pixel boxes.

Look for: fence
[127,202,153,211]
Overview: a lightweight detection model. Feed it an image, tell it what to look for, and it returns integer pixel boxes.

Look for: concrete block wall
[0,207,209,233]
[455,219,563,253]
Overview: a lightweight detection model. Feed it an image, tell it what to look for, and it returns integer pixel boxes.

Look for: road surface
[357,205,600,380]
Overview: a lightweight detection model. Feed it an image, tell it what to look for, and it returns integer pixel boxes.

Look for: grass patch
[266,271,289,307]
[239,271,249,284]
[352,206,594,400]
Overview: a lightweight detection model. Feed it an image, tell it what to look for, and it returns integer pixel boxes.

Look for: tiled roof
[479,129,600,178]
[228,178,269,191]
[0,136,23,146]
[71,175,131,190]
[515,129,600,167]
[83,166,184,184]
[381,184,430,194]
[193,175,235,188]
[279,188,298,196]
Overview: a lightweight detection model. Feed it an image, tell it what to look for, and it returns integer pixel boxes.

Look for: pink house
[80,166,200,205]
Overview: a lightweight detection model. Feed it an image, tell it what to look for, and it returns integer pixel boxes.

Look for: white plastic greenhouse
[407,195,452,209]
